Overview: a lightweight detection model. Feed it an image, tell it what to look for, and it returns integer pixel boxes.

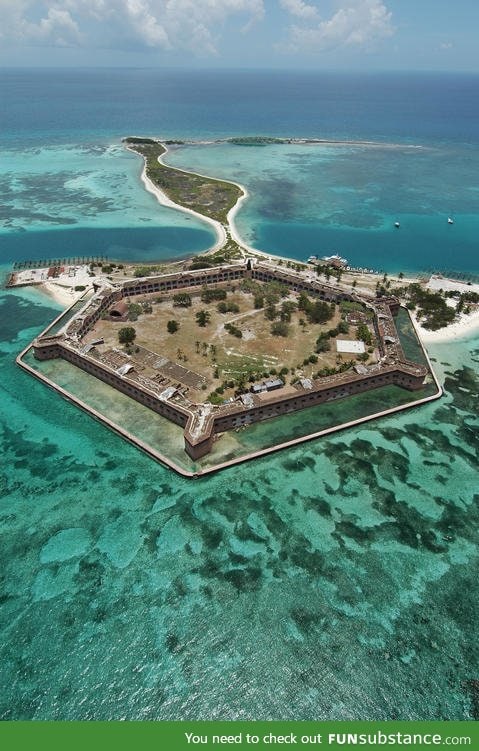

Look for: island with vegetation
[124,137,242,226]
[17,135,479,475]
[24,256,440,476]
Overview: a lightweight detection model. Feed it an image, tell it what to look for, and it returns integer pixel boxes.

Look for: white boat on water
[394,221,400,228]
[321,253,348,267]
[448,217,454,224]
[307,252,348,267]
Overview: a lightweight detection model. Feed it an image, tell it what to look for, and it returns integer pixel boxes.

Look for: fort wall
[30,260,435,463]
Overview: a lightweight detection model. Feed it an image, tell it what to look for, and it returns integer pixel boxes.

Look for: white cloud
[23,7,82,45]
[280,0,319,21]
[0,0,265,54]
[0,1,79,46]
[284,0,395,53]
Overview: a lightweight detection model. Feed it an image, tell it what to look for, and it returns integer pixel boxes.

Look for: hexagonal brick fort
[32,259,431,462]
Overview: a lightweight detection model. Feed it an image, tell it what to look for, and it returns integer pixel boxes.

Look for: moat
[19,258,442,476]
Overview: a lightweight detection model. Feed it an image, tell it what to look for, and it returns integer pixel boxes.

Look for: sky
[0,0,478,71]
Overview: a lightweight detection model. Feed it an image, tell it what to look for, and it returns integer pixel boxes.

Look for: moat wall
[33,335,427,461]
[30,261,436,464]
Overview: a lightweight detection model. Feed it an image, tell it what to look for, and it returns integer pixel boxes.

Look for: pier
[12,255,108,271]
[421,267,479,285]
[6,257,105,292]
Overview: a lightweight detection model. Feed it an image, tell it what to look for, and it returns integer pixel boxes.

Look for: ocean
[0,68,478,720]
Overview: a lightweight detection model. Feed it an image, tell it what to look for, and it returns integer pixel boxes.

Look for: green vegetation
[315,323,350,354]
[207,391,224,405]
[340,300,369,315]
[167,320,179,334]
[298,291,335,324]
[201,286,227,302]
[315,360,355,378]
[189,251,240,269]
[280,301,297,322]
[227,136,290,146]
[195,310,211,327]
[271,321,289,337]
[316,334,331,353]
[74,285,86,291]
[445,289,479,315]
[405,284,456,330]
[126,139,242,224]
[264,304,277,321]
[240,278,288,301]
[357,323,373,346]
[224,322,242,338]
[173,293,192,307]
[189,260,215,270]
[217,301,240,314]
[118,327,136,345]
[124,137,157,145]
[128,303,143,322]
[134,265,161,278]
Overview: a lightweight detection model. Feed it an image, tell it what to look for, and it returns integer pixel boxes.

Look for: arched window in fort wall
[108,300,128,320]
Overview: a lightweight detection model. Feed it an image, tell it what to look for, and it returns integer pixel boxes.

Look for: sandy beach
[133,141,273,260]
[9,265,94,306]
[413,276,479,343]
[128,144,227,254]
[41,281,86,306]
[412,309,479,344]
[26,143,476,351]
[226,180,261,256]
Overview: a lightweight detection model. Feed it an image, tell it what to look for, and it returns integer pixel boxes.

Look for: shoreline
[15,138,477,349]
[40,280,88,307]
[157,142,264,258]
[20,266,442,479]
[412,309,479,343]
[137,140,278,260]
[226,181,260,256]
[138,156,227,254]
[164,136,426,151]
[413,275,479,343]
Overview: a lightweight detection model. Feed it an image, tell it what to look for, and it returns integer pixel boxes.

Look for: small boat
[321,253,348,267]
[394,221,400,228]
[448,217,454,224]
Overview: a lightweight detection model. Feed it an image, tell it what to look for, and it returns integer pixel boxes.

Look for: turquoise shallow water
[0,142,215,263]
[165,141,479,275]
[0,272,478,720]
[0,69,478,720]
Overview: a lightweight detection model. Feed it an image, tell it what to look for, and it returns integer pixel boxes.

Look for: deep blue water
[255,219,479,275]
[2,68,479,272]
[0,227,212,265]
[0,69,478,721]
[2,68,479,146]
